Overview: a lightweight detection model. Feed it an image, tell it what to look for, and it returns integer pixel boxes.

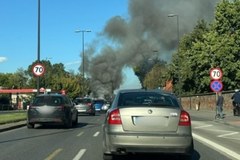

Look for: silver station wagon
[102,89,194,160]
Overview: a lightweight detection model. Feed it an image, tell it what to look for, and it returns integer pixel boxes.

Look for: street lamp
[37,0,41,95]
[168,14,180,53]
[168,14,181,96]
[75,29,91,78]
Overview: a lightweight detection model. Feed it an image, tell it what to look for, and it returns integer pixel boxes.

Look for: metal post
[168,14,180,96]
[75,30,91,78]
[37,0,41,95]
[176,15,180,53]
[168,14,179,50]
[82,31,85,78]
[75,30,91,96]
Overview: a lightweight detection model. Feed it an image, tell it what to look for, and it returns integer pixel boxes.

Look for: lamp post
[75,29,91,78]
[168,14,181,96]
[37,0,41,95]
[168,14,179,52]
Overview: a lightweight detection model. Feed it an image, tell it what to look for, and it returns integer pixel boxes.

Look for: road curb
[0,121,26,132]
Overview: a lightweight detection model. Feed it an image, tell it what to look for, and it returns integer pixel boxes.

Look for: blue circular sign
[210,80,223,92]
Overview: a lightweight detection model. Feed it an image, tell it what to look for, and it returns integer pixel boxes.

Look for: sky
[0,0,141,89]
[0,0,220,93]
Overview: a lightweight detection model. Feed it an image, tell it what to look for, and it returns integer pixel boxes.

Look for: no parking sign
[210,68,223,92]
[210,80,223,92]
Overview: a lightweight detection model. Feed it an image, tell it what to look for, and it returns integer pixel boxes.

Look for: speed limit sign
[32,63,45,76]
[210,68,223,80]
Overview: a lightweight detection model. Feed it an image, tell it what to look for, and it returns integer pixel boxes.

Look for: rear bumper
[103,132,193,155]
[28,117,65,124]
[77,108,95,114]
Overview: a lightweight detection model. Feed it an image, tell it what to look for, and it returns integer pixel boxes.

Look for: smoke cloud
[81,0,220,97]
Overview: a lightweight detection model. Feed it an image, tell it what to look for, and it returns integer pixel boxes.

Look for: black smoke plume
[80,0,219,97]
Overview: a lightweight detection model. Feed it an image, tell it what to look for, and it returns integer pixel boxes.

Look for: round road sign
[210,68,223,80]
[32,63,45,76]
[210,80,223,92]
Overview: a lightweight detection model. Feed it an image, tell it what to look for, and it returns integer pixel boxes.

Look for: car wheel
[27,122,34,129]
[65,116,73,128]
[180,154,192,160]
[103,153,113,160]
[73,115,78,126]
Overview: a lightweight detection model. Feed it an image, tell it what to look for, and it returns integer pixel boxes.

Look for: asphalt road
[0,111,239,160]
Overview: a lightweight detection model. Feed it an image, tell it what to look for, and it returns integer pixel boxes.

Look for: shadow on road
[109,150,200,160]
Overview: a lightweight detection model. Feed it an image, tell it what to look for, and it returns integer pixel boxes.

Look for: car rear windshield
[74,98,92,104]
[118,92,179,108]
[32,96,63,106]
[93,100,104,104]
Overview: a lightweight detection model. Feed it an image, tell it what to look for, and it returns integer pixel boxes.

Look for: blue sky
[0,0,141,89]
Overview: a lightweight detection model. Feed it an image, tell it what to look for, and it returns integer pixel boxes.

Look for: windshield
[32,96,63,106]
[74,98,92,104]
[117,92,179,108]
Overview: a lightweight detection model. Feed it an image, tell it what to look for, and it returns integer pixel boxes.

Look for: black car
[27,93,78,129]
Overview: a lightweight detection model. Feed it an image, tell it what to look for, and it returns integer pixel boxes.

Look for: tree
[26,60,86,99]
[143,61,167,89]
[133,57,163,88]
[167,20,210,95]
[168,0,240,94]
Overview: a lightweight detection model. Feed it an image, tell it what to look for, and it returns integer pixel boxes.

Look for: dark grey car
[103,89,194,160]
[27,93,78,129]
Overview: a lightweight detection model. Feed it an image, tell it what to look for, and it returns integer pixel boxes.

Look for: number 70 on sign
[210,68,223,80]
[32,63,45,77]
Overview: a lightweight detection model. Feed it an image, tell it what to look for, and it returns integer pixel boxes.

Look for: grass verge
[0,112,27,125]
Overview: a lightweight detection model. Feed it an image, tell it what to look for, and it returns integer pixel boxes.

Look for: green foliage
[132,0,240,95]
[143,61,168,89]
[0,60,86,99]
[133,57,165,88]
[174,0,240,94]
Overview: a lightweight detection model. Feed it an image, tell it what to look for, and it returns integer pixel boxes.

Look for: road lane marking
[93,131,100,137]
[194,125,213,129]
[220,137,240,141]
[77,132,84,137]
[44,148,63,160]
[73,149,86,160]
[218,132,239,138]
[193,133,240,160]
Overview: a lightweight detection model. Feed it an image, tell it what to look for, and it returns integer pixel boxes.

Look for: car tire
[103,153,113,160]
[73,115,78,126]
[65,115,73,128]
[180,154,192,160]
[27,122,34,129]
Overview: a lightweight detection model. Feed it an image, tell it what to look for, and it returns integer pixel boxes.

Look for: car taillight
[57,105,65,111]
[29,105,36,110]
[108,108,122,125]
[178,110,191,126]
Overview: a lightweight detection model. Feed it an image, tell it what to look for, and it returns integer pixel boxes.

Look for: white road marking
[93,131,100,137]
[194,125,213,129]
[77,132,84,137]
[44,148,63,160]
[218,132,239,138]
[193,133,240,160]
[73,149,86,160]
